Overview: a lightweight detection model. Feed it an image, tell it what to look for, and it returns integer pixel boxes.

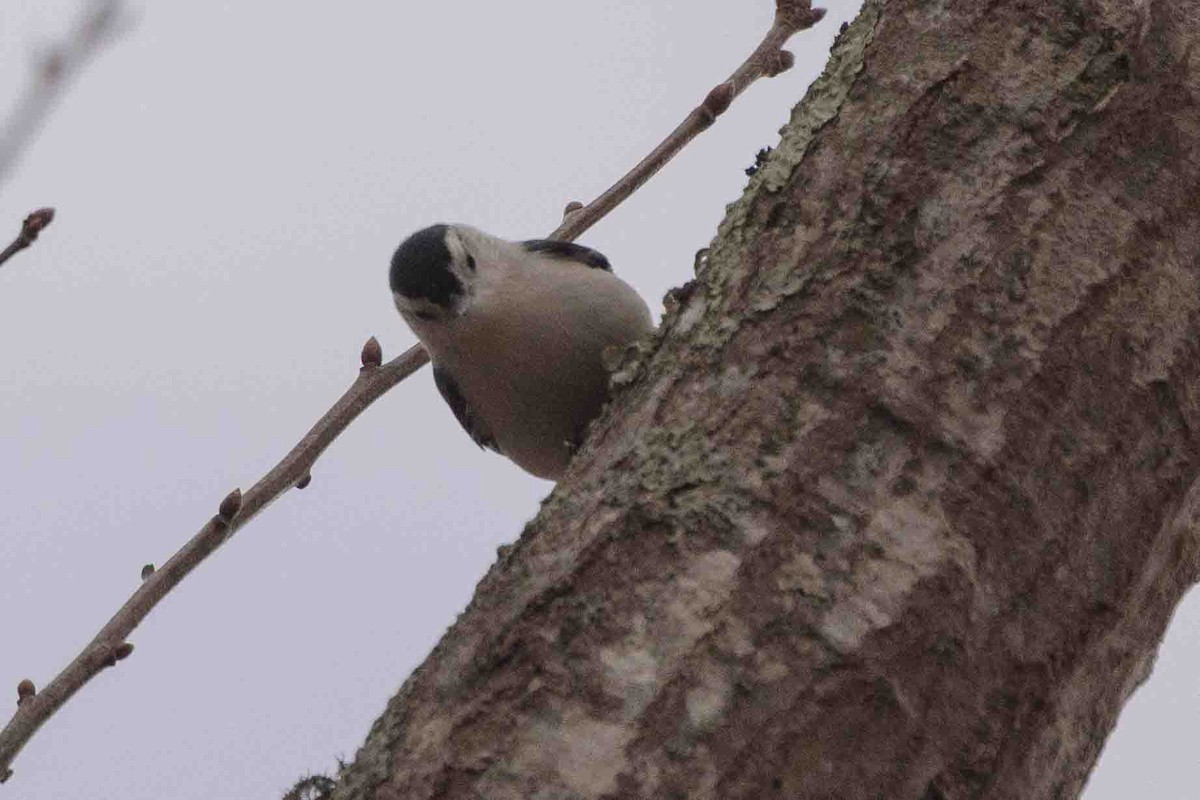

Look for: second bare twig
[0,0,129,189]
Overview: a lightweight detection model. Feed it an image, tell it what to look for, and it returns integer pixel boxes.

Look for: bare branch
[0,343,431,781]
[0,208,55,270]
[0,1,828,783]
[0,0,129,189]
[551,0,827,242]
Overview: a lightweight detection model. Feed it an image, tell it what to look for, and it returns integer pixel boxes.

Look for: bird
[389,224,653,480]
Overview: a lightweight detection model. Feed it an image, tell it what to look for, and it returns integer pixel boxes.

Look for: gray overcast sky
[1,3,1196,798]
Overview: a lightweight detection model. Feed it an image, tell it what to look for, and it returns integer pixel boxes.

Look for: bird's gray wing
[519,239,612,271]
[432,364,499,452]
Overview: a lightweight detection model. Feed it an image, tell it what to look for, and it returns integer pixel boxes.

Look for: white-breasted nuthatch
[390,224,653,480]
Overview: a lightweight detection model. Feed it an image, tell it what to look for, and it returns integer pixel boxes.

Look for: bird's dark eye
[465,254,476,271]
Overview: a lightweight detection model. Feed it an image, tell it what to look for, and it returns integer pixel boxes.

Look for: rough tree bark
[329,1,1200,798]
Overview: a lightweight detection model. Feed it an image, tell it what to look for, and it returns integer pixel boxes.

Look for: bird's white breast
[420,248,651,479]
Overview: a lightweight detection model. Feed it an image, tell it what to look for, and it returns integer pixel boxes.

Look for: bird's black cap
[389,224,462,308]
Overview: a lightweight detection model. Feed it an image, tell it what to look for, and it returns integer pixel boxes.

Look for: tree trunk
[329,1,1200,798]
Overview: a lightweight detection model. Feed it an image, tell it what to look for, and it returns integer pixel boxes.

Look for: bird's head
[389,224,484,326]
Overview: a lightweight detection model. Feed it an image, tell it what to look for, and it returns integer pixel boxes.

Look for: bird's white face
[389,224,487,333]
[439,225,484,301]
[392,291,452,329]
[396,227,529,332]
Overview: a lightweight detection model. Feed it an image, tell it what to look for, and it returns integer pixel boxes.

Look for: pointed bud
[218,488,242,523]
[140,564,155,581]
[23,208,55,236]
[562,201,584,219]
[296,473,312,490]
[113,643,134,661]
[17,679,35,704]
[361,336,382,368]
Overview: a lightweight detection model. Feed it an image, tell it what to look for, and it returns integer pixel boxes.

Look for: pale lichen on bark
[749,2,882,197]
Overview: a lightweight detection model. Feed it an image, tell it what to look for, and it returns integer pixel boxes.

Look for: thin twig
[0,0,826,784]
[0,209,55,270]
[0,342,430,782]
[0,0,128,189]
[551,0,826,242]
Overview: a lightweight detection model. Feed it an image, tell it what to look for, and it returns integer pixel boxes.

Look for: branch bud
[113,643,135,662]
[296,472,312,490]
[361,336,383,368]
[218,488,242,523]
[140,564,155,581]
[776,1,827,31]
[562,201,584,219]
[766,50,796,77]
[22,208,55,239]
[17,679,36,705]
[701,82,736,121]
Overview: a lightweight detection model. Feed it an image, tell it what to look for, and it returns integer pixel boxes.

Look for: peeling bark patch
[776,551,828,598]
[511,708,632,798]
[685,664,733,733]
[662,550,743,648]
[818,496,953,651]
[599,635,659,719]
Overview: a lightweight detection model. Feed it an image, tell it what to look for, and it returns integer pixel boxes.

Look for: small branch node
[766,50,796,77]
[562,201,584,219]
[140,563,155,581]
[15,681,35,706]
[0,768,11,784]
[296,473,312,490]
[218,488,243,523]
[361,336,383,369]
[702,82,736,119]
[100,642,134,668]
[39,52,66,84]
[775,1,827,32]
